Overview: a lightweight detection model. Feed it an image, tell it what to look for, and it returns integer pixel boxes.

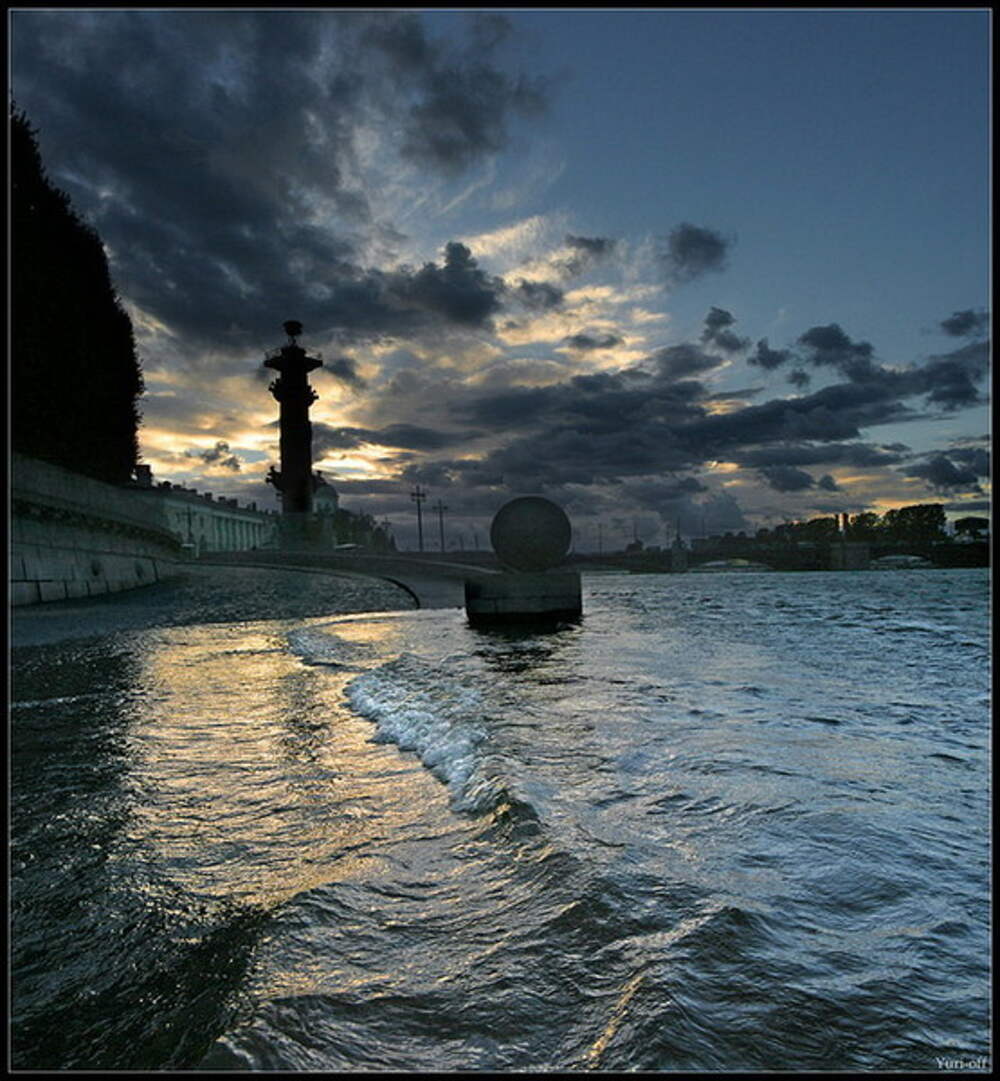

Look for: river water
[10,568,991,1071]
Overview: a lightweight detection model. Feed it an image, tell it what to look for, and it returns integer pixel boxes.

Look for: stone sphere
[490,496,572,571]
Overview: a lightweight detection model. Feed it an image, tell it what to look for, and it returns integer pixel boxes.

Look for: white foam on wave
[346,654,494,810]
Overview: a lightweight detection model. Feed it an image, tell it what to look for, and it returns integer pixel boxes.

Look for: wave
[346,654,497,813]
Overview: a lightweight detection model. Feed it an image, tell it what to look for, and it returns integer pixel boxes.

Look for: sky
[10,8,991,551]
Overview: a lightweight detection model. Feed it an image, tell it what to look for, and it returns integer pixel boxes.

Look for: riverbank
[10,563,419,648]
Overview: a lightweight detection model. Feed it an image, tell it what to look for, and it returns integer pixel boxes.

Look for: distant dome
[490,496,572,571]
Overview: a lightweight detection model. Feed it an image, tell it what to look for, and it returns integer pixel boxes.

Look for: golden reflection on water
[121,617,457,909]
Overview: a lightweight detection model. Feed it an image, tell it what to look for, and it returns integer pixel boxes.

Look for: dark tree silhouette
[11,108,144,484]
[954,516,989,539]
[880,503,947,543]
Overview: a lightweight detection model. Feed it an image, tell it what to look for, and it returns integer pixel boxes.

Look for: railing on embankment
[11,454,181,606]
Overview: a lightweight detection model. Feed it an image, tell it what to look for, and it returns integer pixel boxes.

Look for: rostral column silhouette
[264,320,323,542]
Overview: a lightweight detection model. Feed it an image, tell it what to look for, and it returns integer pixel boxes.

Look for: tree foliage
[954,516,989,538]
[779,504,950,544]
[11,108,144,484]
[880,503,947,542]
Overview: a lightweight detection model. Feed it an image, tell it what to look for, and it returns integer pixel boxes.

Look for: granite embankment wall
[11,454,182,606]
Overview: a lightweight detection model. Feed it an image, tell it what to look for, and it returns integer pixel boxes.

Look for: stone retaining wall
[11,454,180,606]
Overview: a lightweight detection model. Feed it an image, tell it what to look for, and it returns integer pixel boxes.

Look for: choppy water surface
[11,569,991,1071]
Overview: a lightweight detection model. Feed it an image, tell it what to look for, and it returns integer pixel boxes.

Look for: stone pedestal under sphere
[466,496,582,627]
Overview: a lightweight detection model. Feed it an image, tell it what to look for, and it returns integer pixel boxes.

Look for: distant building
[312,472,339,516]
[132,467,279,555]
[311,471,339,546]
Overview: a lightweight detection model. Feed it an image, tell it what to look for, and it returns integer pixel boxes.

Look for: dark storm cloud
[817,474,839,492]
[903,451,988,492]
[908,340,990,411]
[732,442,906,469]
[556,235,619,277]
[946,445,991,477]
[622,476,707,511]
[563,332,624,351]
[398,460,461,487]
[940,308,989,338]
[445,407,699,490]
[657,223,731,286]
[400,65,545,175]
[758,465,817,492]
[313,422,479,454]
[651,344,726,380]
[515,279,565,311]
[438,316,982,495]
[186,440,241,471]
[678,380,911,452]
[391,242,505,326]
[748,338,793,371]
[372,13,547,175]
[454,356,709,447]
[797,324,879,382]
[323,356,366,390]
[11,10,547,350]
[701,308,749,354]
[750,325,988,413]
[787,369,811,389]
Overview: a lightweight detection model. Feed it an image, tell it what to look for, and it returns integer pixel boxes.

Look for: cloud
[556,234,620,277]
[322,355,367,390]
[656,223,731,286]
[748,338,793,370]
[563,332,624,351]
[383,15,548,176]
[733,442,907,469]
[940,308,989,338]
[946,444,991,477]
[903,450,988,492]
[391,241,505,326]
[186,440,241,471]
[787,368,811,389]
[622,475,707,512]
[11,10,548,352]
[909,340,990,411]
[651,343,726,381]
[758,465,817,492]
[514,279,565,311]
[313,422,480,455]
[701,307,749,354]
[797,323,879,382]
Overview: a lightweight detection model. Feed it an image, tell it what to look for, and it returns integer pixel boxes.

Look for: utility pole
[410,485,427,551]
[432,499,448,553]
